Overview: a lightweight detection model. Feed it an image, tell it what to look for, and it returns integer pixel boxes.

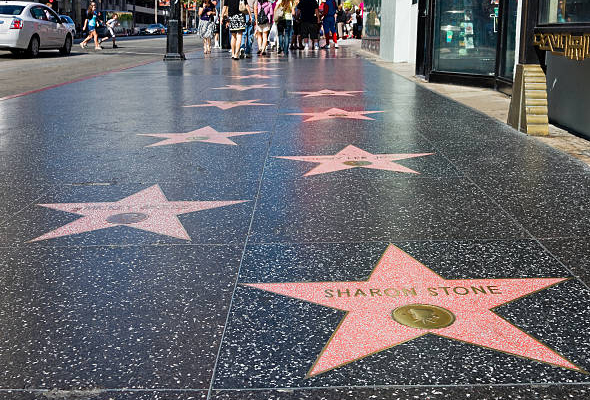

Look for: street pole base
[164,53,186,61]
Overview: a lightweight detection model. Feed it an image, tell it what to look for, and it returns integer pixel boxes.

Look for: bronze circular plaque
[328,113,348,117]
[106,212,149,225]
[188,136,209,141]
[343,160,372,167]
[392,304,455,329]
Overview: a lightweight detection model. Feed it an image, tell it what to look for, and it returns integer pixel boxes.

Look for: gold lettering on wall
[534,32,590,61]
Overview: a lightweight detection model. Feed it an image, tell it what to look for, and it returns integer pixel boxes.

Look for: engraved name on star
[290,89,364,97]
[29,185,248,242]
[138,126,265,147]
[213,84,278,91]
[244,245,583,377]
[275,145,433,176]
[183,100,274,110]
[286,107,384,122]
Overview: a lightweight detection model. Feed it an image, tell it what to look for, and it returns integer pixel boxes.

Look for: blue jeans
[241,15,254,54]
[278,20,293,55]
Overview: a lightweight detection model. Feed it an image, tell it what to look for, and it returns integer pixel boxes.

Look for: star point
[231,74,279,80]
[291,89,364,97]
[29,185,248,242]
[213,84,278,91]
[275,145,433,176]
[245,245,581,376]
[286,107,384,122]
[138,126,264,147]
[183,99,274,110]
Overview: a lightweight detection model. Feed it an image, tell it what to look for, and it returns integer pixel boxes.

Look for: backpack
[258,3,269,25]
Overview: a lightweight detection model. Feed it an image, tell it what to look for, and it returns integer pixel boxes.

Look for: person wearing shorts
[296,0,319,50]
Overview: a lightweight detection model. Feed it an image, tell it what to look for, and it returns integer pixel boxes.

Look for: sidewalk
[361,54,590,167]
[0,46,589,399]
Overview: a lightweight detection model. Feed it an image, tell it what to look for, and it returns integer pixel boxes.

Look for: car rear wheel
[25,35,40,58]
[59,35,72,56]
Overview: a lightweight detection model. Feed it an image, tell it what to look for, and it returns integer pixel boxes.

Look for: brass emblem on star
[392,304,456,329]
[188,136,209,141]
[343,160,372,166]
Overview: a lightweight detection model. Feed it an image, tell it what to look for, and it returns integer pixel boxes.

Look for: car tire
[59,35,72,56]
[25,35,40,58]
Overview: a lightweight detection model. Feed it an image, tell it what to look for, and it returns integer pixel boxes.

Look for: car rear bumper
[0,30,29,50]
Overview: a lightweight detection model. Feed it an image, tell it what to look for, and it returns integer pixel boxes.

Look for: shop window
[539,0,590,24]
[433,0,500,75]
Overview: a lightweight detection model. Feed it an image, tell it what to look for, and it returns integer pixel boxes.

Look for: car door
[30,6,51,47]
[43,6,62,46]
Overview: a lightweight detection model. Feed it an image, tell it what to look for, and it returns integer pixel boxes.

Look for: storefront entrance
[416,0,518,93]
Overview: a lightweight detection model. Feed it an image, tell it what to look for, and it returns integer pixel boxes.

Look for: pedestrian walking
[296,0,320,51]
[353,8,362,39]
[239,0,256,58]
[336,4,347,39]
[255,0,273,55]
[198,0,217,54]
[99,13,120,48]
[80,2,101,50]
[275,0,294,55]
[320,0,337,48]
[223,0,250,60]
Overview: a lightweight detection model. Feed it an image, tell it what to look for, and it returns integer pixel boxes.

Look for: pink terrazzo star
[213,84,278,91]
[231,74,279,79]
[29,185,248,242]
[138,126,264,147]
[183,100,274,110]
[275,145,433,176]
[286,107,384,122]
[247,67,281,71]
[291,89,364,97]
[245,245,582,377]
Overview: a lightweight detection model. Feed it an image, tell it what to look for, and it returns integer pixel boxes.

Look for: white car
[59,14,75,37]
[0,1,72,57]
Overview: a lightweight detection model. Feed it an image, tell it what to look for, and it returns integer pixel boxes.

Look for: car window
[44,7,60,23]
[31,6,48,21]
[0,5,25,15]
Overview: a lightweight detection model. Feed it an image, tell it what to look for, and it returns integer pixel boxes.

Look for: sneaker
[95,46,103,50]
[239,48,245,58]
[320,45,329,49]
[113,44,119,49]
[213,42,220,48]
[80,42,86,49]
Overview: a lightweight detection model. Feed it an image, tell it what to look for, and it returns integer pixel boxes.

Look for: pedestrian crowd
[198,0,363,60]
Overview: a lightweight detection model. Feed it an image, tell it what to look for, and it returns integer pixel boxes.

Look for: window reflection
[539,0,590,24]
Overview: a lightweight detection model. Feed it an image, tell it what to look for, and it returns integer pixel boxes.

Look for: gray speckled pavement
[0,47,589,400]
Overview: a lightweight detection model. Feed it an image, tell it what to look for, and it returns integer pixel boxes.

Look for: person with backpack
[320,0,337,49]
[254,0,273,55]
[239,0,257,58]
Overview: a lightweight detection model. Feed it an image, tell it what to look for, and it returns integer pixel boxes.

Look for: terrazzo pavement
[0,47,589,399]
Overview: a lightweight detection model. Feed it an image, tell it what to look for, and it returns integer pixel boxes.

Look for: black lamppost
[164,0,185,59]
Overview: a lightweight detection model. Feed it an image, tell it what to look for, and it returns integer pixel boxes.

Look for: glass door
[496,0,519,81]
[432,0,500,76]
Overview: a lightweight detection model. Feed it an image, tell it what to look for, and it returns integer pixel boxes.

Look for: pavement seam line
[205,95,280,400]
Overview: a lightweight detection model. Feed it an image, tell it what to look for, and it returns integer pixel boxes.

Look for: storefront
[418,0,519,93]
[532,0,590,138]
